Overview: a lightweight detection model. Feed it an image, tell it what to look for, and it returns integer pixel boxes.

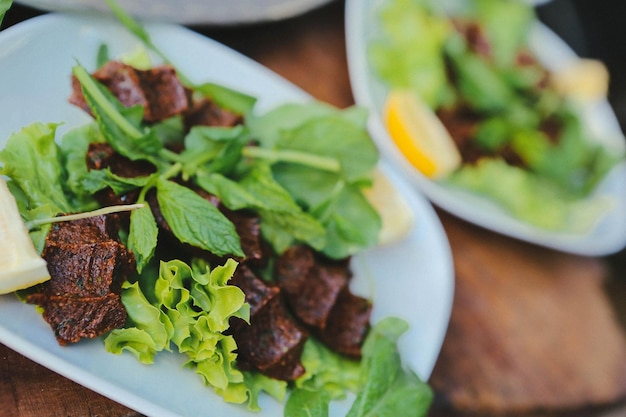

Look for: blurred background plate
[345,0,626,256]
[14,0,336,25]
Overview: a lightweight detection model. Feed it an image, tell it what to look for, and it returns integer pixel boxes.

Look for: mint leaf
[156,178,243,257]
[81,168,155,195]
[128,205,159,273]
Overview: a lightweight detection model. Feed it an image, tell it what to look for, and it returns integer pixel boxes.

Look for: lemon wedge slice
[383,89,461,179]
[0,178,49,294]
[552,58,609,102]
[364,169,414,246]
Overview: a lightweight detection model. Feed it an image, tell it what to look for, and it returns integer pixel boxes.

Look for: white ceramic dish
[0,13,454,417]
[345,0,626,256]
[15,0,336,25]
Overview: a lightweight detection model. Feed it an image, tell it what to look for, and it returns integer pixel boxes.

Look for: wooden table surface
[2,1,626,417]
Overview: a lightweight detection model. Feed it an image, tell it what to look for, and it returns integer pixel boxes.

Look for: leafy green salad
[0,2,433,416]
[369,0,625,232]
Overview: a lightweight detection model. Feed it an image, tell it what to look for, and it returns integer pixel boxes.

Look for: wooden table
[2,1,626,416]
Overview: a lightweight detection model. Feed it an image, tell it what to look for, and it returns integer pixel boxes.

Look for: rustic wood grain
[1,1,626,417]
[430,212,626,415]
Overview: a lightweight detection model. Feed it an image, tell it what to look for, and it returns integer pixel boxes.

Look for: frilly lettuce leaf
[104,258,251,404]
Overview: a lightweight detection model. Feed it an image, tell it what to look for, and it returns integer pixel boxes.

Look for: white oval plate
[345,0,626,256]
[15,0,335,25]
[0,13,454,417]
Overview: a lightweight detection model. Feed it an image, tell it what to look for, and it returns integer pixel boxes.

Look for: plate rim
[13,0,337,25]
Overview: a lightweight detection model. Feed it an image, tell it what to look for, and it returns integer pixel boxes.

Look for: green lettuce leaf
[296,339,361,399]
[194,82,257,115]
[285,388,331,417]
[105,258,250,404]
[156,178,243,257]
[448,158,614,232]
[347,317,433,417]
[369,0,452,108]
[0,122,72,213]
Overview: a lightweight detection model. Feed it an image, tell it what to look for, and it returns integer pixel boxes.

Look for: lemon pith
[0,178,49,294]
[383,90,461,179]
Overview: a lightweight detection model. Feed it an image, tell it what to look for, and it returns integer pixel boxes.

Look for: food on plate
[369,0,625,232]
[0,177,49,294]
[25,214,133,344]
[383,89,461,179]
[0,6,431,415]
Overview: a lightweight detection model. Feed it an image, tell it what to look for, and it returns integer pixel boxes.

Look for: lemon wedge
[552,58,609,102]
[364,169,414,246]
[383,89,461,179]
[0,178,49,294]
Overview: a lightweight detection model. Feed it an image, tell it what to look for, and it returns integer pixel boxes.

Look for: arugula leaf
[318,183,381,259]
[239,163,327,253]
[273,165,380,259]
[156,178,243,257]
[347,317,433,417]
[245,103,380,258]
[248,102,369,152]
[0,122,72,213]
[277,115,378,182]
[72,64,166,168]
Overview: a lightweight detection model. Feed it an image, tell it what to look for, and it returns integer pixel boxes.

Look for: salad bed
[369,0,625,232]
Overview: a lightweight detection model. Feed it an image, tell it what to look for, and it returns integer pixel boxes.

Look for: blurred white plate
[345,0,626,256]
[15,0,335,25]
[0,13,454,417]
